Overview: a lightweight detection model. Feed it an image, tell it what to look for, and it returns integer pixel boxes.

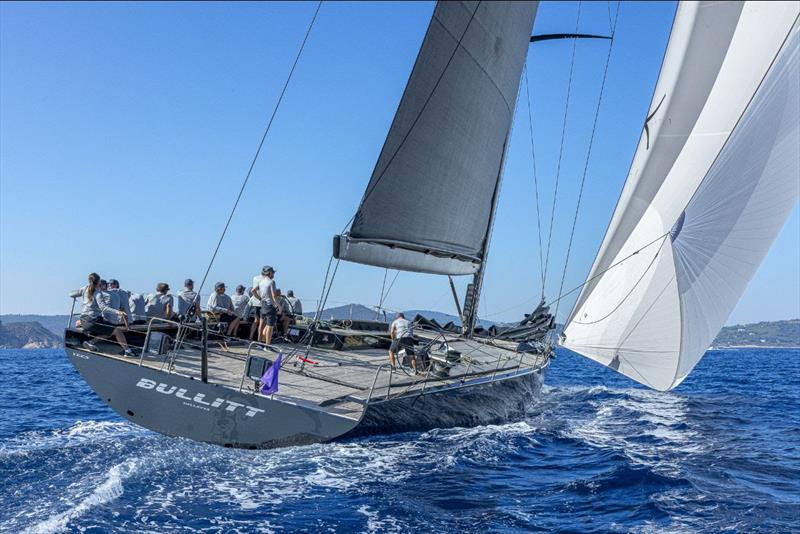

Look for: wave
[21,459,138,534]
[0,420,139,458]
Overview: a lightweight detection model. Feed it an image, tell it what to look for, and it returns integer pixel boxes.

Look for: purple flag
[260,353,283,395]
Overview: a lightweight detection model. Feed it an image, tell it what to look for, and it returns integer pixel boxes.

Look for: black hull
[342,366,546,439]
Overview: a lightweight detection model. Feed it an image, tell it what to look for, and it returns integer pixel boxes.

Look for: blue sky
[1,1,798,323]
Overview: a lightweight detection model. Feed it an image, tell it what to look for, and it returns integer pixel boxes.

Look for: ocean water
[1,348,798,533]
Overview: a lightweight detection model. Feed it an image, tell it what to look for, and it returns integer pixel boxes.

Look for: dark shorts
[261,303,277,327]
[81,315,117,337]
[390,337,414,353]
[218,312,238,324]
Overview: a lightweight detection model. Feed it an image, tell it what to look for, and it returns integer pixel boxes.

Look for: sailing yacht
[64,1,799,449]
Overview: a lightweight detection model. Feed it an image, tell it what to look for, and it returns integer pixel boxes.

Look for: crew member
[145,282,175,321]
[106,279,132,327]
[258,266,279,345]
[207,282,241,336]
[275,288,292,338]
[70,273,134,357]
[177,279,200,321]
[232,285,249,320]
[128,292,147,325]
[286,290,303,316]
[388,312,415,371]
[250,267,268,342]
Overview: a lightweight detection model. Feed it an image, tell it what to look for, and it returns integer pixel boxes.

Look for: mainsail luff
[563,1,800,391]
[334,1,538,276]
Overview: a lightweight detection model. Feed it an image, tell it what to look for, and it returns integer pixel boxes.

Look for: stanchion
[201,316,208,383]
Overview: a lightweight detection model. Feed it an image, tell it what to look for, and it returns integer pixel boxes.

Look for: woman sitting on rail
[70,272,135,357]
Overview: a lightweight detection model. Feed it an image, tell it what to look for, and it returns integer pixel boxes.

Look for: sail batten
[335,1,538,276]
[563,2,800,391]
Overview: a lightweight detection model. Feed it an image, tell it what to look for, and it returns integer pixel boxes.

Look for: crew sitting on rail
[232,285,250,322]
[286,290,302,315]
[274,288,292,339]
[177,278,200,321]
[388,312,415,372]
[206,282,241,336]
[128,291,147,325]
[105,279,132,327]
[70,272,135,358]
[145,282,176,321]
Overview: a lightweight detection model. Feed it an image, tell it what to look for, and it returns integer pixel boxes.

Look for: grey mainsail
[334,1,538,276]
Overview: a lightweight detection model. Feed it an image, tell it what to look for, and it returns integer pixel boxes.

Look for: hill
[0,320,62,349]
[1,314,69,337]
[712,319,800,347]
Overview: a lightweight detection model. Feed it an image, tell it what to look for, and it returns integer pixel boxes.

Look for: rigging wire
[374,269,399,319]
[375,269,389,319]
[541,1,582,298]
[554,0,622,322]
[482,231,669,319]
[195,1,323,300]
[523,62,546,298]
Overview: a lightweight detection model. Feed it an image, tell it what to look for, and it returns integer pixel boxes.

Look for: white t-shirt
[251,275,265,305]
[391,317,413,339]
[258,276,276,306]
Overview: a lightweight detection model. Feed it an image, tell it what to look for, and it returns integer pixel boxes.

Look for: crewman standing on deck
[257,266,280,345]
[250,267,268,342]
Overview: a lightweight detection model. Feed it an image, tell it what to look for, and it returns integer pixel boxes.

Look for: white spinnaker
[562,2,800,391]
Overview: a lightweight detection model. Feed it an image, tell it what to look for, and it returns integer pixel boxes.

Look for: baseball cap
[214,282,226,290]
[261,265,276,274]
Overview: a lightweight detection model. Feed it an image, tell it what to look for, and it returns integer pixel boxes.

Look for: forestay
[334,1,538,275]
[563,2,800,391]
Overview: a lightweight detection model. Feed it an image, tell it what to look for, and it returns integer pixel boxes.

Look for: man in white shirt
[232,285,249,319]
[249,267,268,342]
[257,266,279,345]
[388,312,415,371]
